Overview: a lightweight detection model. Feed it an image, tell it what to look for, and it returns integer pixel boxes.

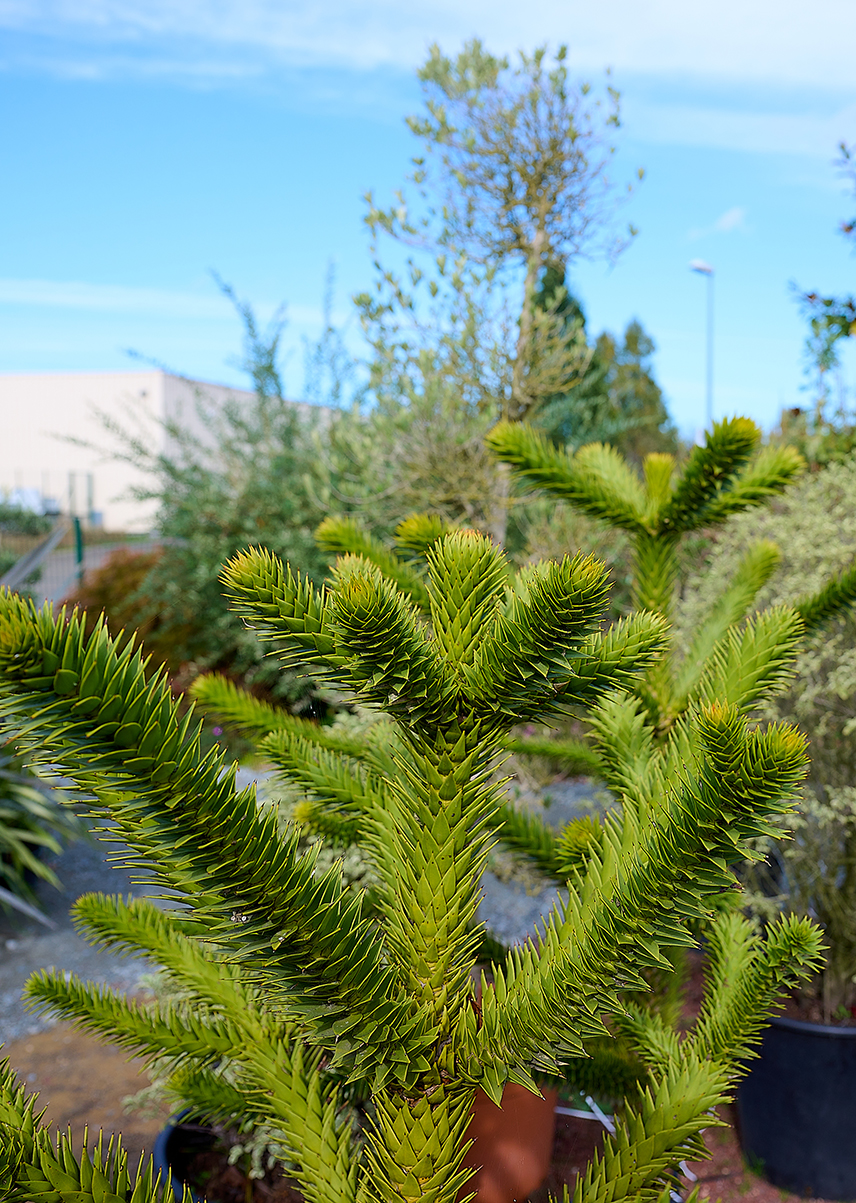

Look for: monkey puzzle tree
[486,416,856,749]
[298,421,856,1013]
[302,416,852,777]
[0,526,823,1202]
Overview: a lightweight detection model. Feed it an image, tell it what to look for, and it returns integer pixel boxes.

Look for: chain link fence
[0,520,157,607]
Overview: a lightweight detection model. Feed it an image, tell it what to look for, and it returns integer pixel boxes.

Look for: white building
[0,370,257,531]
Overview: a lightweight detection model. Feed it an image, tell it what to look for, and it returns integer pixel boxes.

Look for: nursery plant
[311,512,607,777]
[203,434,853,1064]
[0,741,82,921]
[485,416,856,749]
[309,418,856,787]
[669,454,856,1022]
[303,418,856,1034]
[0,526,825,1203]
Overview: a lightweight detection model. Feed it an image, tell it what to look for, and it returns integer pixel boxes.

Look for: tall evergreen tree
[531,263,676,463]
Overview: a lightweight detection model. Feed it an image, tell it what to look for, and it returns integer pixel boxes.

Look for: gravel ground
[478,778,602,945]
[0,772,600,1046]
[0,827,161,1044]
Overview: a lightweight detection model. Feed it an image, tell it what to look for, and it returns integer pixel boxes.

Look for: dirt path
[1,1020,171,1171]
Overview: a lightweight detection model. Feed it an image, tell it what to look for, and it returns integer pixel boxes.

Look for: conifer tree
[307,418,854,780]
[297,419,856,1037]
[486,416,856,749]
[0,526,825,1202]
[530,265,676,463]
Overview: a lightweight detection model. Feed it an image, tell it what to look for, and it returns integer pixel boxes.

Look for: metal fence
[0,520,157,607]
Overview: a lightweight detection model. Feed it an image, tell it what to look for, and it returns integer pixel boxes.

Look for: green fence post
[73,516,84,586]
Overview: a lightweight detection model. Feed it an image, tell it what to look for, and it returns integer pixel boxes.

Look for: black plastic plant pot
[152,1111,213,1203]
[736,1015,856,1199]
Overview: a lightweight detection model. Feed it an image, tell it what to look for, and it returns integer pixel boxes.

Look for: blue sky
[1,0,855,435]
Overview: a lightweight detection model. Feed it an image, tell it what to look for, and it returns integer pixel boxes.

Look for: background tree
[81,284,332,709]
[532,263,676,463]
[302,263,366,412]
[354,41,652,543]
[324,367,502,536]
[361,40,639,421]
[796,142,856,413]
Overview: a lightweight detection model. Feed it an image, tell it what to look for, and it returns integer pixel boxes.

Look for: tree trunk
[487,460,512,547]
[510,232,545,423]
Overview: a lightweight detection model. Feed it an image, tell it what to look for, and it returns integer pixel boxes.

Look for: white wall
[0,371,256,531]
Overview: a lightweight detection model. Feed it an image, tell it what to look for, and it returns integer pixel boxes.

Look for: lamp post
[690,259,714,430]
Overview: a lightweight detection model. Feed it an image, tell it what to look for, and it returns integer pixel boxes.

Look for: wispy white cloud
[0,277,342,333]
[2,0,856,90]
[714,207,747,233]
[2,0,855,156]
[15,52,264,83]
[687,205,749,242]
[0,278,232,316]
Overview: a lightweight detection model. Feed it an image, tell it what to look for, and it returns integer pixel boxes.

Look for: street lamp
[689,259,714,430]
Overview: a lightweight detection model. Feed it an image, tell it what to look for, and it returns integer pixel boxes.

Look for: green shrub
[93,387,333,710]
[0,744,82,914]
[0,503,52,539]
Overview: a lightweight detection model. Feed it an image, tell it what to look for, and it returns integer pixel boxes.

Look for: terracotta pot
[460,1084,558,1203]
